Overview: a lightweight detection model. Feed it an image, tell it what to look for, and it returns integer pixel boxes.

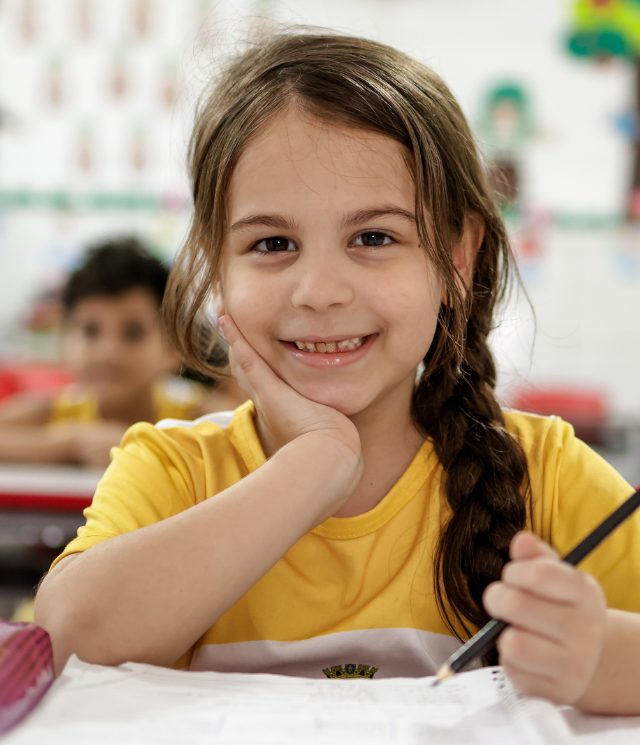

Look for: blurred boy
[0,236,240,467]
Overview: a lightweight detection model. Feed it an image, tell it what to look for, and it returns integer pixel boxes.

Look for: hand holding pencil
[481,531,607,705]
[435,487,640,708]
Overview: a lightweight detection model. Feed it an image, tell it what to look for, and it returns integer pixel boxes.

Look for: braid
[414,311,530,660]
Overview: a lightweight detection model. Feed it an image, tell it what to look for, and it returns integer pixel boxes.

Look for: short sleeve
[517,414,640,613]
[50,420,220,569]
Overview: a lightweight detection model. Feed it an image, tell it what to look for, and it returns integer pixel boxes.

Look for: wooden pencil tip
[432,664,454,686]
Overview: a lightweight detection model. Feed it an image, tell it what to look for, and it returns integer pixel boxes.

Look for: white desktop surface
[5,656,640,745]
[0,464,103,498]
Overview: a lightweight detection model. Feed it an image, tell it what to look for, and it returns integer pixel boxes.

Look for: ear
[213,280,225,318]
[443,213,484,304]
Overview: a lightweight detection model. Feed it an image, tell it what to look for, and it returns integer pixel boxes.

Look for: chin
[294,386,367,418]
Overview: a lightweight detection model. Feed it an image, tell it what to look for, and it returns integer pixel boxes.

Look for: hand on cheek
[482,531,607,706]
[218,315,362,458]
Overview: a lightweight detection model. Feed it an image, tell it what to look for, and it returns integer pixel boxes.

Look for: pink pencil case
[0,621,54,735]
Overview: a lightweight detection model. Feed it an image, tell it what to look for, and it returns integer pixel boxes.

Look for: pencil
[433,486,640,685]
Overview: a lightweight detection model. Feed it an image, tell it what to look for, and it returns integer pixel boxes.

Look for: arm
[35,316,362,675]
[0,392,125,466]
[0,393,68,463]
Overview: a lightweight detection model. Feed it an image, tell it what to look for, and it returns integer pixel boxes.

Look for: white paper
[5,656,640,745]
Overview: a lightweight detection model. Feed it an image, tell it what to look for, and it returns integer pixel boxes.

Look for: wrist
[574,608,640,715]
[275,433,363,522]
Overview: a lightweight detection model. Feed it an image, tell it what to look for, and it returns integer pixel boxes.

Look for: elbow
[34,574,119,676]
[34,579,87,676]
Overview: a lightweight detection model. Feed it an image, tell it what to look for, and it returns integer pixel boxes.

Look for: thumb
[509,530,559,562]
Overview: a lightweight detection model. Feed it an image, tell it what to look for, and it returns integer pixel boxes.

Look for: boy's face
[62,288,173,407]
[217,106,444,422]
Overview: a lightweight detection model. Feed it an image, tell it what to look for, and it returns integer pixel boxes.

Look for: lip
[282,333,377,368]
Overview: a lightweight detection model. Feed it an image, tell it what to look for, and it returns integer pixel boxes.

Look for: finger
[509,531,558,561]
[218,315,288,403]
[484,582,576,642]
[502,557,585,604]
[497,629,586,706]
[500,657,571,705]
[497,626,559,680]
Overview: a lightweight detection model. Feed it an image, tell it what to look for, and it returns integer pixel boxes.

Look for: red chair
[0,364,74,402]
[509,385,610,445]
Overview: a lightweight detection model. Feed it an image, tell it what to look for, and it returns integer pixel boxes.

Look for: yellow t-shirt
[52,402,640,678]
[48,378,204,424]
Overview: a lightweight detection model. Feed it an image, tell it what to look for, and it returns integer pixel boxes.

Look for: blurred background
[0,0,639,613]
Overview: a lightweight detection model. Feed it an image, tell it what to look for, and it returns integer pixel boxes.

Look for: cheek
[61,336,86,365]
[390,283,441,348]
[224,281,278,346]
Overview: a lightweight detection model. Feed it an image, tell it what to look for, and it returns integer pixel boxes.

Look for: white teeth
[292,336,366,353]
[337,337,364,351]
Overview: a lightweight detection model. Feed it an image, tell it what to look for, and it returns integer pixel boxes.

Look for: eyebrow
[229,206,416,233]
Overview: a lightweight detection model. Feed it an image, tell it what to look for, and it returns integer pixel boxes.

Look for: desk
[5,656,640,744]
[0,464,102,511]
[0,465,102,617]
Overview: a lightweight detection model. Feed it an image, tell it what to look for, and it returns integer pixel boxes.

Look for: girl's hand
[219,315,362,460]
[483,531,607,706]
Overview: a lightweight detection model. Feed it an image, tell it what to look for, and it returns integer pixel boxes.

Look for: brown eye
[81,321,100,339]
[252,236,296,253]
[354,231,392,247]
[123,322,147,342]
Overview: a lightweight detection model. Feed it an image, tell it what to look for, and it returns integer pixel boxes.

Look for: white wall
[0,0,638,419]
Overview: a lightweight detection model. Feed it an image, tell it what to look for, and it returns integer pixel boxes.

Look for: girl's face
[218,106,443,422]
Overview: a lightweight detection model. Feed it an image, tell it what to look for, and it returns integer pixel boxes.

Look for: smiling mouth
[290,335,370,353]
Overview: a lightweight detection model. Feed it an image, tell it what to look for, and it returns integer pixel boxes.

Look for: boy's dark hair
[62,236,169,313]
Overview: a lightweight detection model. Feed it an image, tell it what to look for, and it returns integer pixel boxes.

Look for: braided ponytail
[413,210,531,656]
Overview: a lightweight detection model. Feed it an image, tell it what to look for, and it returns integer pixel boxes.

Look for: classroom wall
[0,0,638,422]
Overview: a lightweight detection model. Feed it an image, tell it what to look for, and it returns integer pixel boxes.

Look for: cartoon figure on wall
[566,0,640,221]
[476,82,534,209]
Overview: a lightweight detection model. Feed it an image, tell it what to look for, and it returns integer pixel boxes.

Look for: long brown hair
[164,30,530,646]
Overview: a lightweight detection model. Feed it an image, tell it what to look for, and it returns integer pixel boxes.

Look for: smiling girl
[36,31,640,714]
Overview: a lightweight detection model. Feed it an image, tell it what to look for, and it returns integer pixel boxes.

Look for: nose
[290,250,355,312]
[90,333,122,362]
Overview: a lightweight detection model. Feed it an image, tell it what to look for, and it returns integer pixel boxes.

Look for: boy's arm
[0,393,125,466]
[0,393,72,463]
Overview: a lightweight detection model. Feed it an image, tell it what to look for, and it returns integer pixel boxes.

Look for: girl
[35,31,640,714]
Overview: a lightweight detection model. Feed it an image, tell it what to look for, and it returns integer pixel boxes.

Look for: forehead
[66,288,160,322]
[227,106,414,215]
